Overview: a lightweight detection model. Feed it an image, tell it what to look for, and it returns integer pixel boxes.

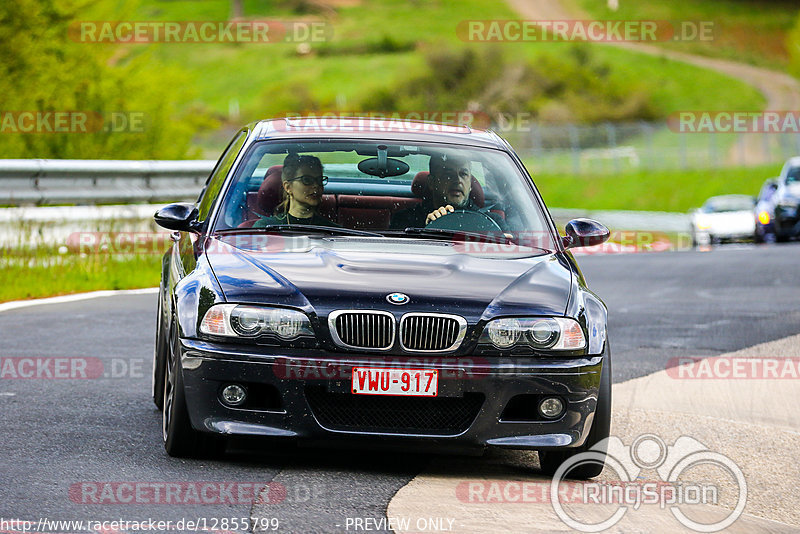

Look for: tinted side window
[197,130,248,221]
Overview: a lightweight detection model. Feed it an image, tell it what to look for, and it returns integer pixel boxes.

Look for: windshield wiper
[215,224,384,238]
[398,227,513,244]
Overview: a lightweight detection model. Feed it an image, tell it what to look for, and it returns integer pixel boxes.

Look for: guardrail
[0,159,691,248]
[0,159,215,205]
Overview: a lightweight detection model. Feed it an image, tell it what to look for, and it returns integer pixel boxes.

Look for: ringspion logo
[550,434,747,532]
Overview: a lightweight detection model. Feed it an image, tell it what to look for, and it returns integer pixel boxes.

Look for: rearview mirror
[357,156,409,178]
[562,218,610,249]
[154,203,200,232]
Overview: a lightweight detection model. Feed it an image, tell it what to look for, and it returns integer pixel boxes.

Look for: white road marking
[0,287,158,314]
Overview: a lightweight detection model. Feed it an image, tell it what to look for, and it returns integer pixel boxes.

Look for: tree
[0,0,213,159]
[789,12,800,79]
[231,0,244,19]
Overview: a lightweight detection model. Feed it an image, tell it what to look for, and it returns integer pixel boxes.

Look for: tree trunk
[231,0,244,19]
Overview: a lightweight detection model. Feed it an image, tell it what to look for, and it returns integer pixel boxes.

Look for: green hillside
[568,0,800,70]
[123,0,764,144]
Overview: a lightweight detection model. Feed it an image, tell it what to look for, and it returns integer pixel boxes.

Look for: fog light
[538,397,564,419]
[221,384,246,406]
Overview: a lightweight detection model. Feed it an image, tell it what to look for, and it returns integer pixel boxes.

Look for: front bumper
[774,207,800,237]
[179,338,606,452]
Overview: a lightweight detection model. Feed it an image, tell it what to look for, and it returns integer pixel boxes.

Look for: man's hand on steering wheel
[425,205,455,224]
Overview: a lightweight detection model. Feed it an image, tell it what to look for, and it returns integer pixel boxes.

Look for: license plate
[351,367,438,396]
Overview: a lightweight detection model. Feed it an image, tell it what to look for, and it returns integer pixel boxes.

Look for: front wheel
[162,317,225,458]
[152,290,167,409]
[538,348,611,479]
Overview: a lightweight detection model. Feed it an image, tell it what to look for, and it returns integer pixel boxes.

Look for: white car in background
[690,194,756,246]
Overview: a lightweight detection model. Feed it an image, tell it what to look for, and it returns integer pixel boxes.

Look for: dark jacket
[253,213,341,228]
[389,198,507,231]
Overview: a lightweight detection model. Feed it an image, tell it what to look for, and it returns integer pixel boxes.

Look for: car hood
[782,183,800,201]
[206,235,572,321]
[694,211,755,231]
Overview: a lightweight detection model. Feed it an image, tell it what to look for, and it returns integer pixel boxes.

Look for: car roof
[247,117,508,150]
[784,156,800,167]
[706,194,754,201]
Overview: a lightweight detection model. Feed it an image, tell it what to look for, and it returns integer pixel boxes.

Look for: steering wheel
[425,209,503,233]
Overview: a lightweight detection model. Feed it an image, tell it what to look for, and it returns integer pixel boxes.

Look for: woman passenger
[254,153,339,227]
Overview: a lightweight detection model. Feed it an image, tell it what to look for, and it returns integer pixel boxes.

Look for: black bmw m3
[152,117,612,478]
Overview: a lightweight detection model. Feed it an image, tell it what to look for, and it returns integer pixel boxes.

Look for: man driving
[390,151,506,231]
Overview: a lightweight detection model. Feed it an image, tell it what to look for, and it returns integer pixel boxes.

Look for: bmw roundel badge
[386,292,410,305]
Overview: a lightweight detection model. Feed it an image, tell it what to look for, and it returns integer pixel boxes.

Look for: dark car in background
[755,177,779,243]
[151,117,612,479]
[755,157,800,242]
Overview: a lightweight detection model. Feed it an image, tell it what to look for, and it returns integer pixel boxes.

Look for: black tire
[152,291,167,410]
[539,348,611,480]
[162,317,225,458]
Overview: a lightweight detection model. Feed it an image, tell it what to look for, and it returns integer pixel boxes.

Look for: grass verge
[530,162,781,212]
[0,250,162,303]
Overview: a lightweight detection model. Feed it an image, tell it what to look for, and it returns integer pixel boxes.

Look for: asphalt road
[1,244,798,533]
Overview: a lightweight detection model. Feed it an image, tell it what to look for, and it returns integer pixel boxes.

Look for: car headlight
[485,318,522,348]
[694,217,711,231]
[481,317,586,351]
[200,304,313,340]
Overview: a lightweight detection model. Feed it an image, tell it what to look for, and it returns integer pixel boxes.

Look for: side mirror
[562,218,610,249]
[154,202,201,232]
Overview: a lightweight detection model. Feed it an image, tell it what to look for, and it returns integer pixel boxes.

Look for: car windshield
[212,139,554,249]
[701,196,754,213]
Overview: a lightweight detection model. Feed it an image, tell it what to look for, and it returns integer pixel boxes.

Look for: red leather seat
[338,195,420,229]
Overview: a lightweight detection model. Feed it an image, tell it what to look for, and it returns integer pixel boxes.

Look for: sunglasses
[288,175,328,186]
